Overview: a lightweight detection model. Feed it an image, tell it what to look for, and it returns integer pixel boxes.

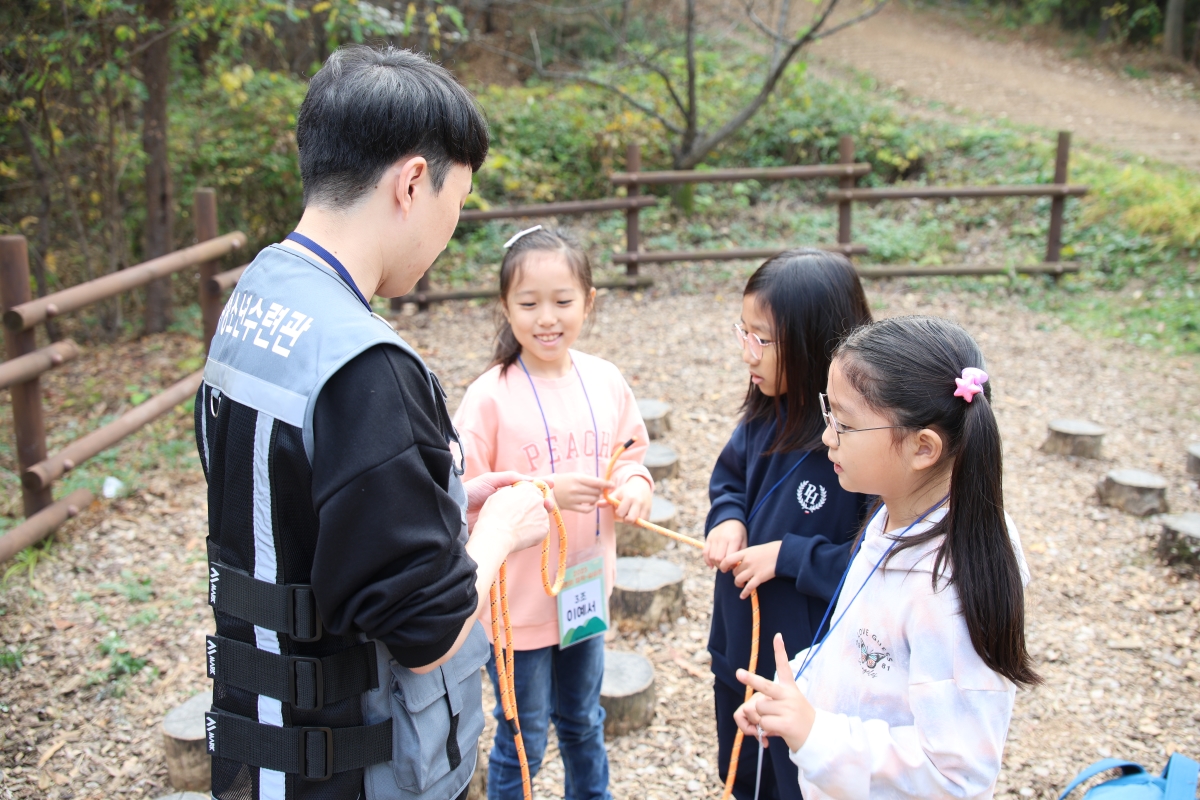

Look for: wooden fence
[0,189,244,563]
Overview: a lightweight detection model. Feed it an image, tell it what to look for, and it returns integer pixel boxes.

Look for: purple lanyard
[286,231,372,311]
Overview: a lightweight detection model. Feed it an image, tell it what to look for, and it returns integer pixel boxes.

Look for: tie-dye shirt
[787,505,1030,800]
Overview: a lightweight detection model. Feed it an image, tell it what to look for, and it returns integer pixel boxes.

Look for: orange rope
[486,477,568,800]
[603,438,759,800]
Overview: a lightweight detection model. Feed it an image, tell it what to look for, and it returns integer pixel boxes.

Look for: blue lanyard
[517,355,602,538]
[286,231,372,311]
[745,450,811,525]
[793,495,949,681]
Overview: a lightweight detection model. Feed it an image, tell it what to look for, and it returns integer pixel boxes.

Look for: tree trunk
[142,0,175,335]
[1164,0,1185,60]
[1191,15,1200,65]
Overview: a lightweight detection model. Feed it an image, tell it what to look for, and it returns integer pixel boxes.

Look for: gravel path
[807,3,1200,173]
[1,277,1198,799]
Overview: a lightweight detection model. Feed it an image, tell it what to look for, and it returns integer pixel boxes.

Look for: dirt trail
[808,3,1200,173]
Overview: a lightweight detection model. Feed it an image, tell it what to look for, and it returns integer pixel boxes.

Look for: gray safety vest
[203,244,488,800]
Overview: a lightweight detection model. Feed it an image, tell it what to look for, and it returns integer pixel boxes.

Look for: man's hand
[734,633,816,753]
[551,472,615,514]
[465,471,554,528]
[722,541,782,599]
[475,483,551,553]
[703,518,748,569]
[606,476,653,523]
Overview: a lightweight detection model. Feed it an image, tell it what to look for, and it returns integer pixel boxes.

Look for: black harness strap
[205,710,392,782]
[208,559,322,642]
[206,635,378,711]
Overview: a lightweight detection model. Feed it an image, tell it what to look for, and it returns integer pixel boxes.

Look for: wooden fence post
[0,236,53,516]
[624,143,642,278]
[194,189,222,351]
[838,135,856,249]
[1045,131,1071,274]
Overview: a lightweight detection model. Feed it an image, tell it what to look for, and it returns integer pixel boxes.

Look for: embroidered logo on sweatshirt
[857,629,892,676]
[796,480,827,514]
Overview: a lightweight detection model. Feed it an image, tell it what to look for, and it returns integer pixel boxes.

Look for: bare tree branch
[684,0,698,154]
[809,0,888,41]
[517,30,686,134]
[742,1,790,44]
[588,9,690,118]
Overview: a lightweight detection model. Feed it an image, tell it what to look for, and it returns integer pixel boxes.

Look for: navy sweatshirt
[705,414,871,690]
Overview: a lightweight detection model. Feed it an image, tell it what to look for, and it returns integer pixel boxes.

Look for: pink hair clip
[953,367,989,403]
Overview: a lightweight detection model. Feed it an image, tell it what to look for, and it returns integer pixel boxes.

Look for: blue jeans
[485,635,611,800]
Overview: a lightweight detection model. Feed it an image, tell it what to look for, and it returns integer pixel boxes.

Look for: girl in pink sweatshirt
[452,226,652,800]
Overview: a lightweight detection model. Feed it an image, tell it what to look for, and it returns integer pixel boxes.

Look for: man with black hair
[196,46,550,800]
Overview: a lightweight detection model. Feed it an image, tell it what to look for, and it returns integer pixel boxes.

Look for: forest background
[1,0,1199,355]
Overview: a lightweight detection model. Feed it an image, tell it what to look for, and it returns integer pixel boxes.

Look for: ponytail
[490,227,594,374]
[836,316,1040,687]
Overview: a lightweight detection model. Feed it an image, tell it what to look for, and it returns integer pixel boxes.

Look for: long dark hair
[492,227,594,372]
[742,248,872,453]
[834,316,1040,687]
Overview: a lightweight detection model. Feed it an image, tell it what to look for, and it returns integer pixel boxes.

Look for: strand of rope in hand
[603,439,760,800]
[488,478,568,800]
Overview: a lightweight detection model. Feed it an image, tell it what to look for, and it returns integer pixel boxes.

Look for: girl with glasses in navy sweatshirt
[703,249,873,800]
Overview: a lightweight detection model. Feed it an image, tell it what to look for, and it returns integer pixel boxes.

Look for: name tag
[556,555,608,648]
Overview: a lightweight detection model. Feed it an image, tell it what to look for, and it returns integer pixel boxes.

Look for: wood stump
[600,650,656,737]
[637,399,671,440]
[611,557,684,630]
[616,496,677,557]
[1157,513,1200,571]
[1042,419,1106,459]
[644,442,679,482]
[1096,469,1169,517]
[1188,443,1200,480]
[162,691,212,792]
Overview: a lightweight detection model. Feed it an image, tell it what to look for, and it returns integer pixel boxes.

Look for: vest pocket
[386,625,489,793]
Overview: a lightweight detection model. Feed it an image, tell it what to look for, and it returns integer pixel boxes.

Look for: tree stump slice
[1157,513,1200,571]
[611,557,684,630]
[162,691,212,792]
[1096,469,1169,517]
[1187,443,1200,480]
[637,399,671,440]
[644,442,680,482]
[1042,419,1106,459]
[616,497,676,557]
[600,650,656,737]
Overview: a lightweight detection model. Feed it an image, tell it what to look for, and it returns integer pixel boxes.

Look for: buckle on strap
[207,559,322,642]
[204,710,392,781]
[205,636,377,712]
[302,727,334,782]
[290,657,323,711]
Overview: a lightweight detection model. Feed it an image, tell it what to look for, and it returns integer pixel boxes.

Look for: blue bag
[1059,754,1199,800]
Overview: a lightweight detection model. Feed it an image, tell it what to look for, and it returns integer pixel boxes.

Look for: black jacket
[705,413,870,690]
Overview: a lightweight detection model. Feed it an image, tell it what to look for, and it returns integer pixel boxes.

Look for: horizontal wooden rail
[856,262,1080,278]
[394,276,654,306]
[4,232,247,332]
[207,264,249,295]
[612,244,868,265]
[0,488,93,566]
[0,340,80,390]
[23,370,204,491]
[611,164,872,186]
[459,196,658,222]
[825,185,1089,202]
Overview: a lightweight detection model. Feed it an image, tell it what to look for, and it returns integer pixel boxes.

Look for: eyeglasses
[819,393,909,446]
[732,323,775,361]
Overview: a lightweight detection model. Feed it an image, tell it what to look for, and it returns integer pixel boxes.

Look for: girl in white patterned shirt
[735,315,1036,800]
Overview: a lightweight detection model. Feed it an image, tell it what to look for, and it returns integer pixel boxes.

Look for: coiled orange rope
[488,478,568,800]
[603,438,760,800]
